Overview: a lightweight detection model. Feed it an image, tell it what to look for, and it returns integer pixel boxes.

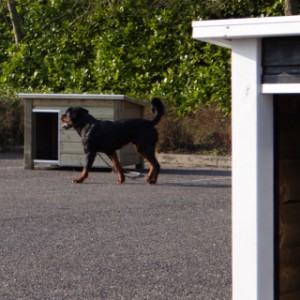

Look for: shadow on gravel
[161,182,231,189]
[160,168,231,177]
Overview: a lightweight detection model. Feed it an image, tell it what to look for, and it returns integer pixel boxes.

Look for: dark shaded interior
[275,94,300,300]
[33,111,58,161]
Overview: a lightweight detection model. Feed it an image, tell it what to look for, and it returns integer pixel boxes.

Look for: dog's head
[61,107,89,130]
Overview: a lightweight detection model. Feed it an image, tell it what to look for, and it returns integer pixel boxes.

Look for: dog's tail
[150,98,165,126]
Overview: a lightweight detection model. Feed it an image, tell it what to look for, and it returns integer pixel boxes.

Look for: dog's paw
[118,177,125,184]
[117,173,125,184]
[72,178,83,184]
[147,177,157,184]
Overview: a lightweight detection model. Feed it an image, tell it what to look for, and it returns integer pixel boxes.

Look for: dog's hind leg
[146,155,160,184]
[108,152,125,184]
[134,145,160,184]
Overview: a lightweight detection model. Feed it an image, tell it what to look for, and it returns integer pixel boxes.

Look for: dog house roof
[18,93,146,106]
[192,15,300,49]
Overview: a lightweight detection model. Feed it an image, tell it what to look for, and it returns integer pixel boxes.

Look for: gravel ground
[0,154,231,300]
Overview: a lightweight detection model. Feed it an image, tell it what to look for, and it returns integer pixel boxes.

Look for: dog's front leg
[73,151,96,184]
[108,152,125,184]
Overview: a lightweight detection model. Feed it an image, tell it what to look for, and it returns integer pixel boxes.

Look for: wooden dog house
[193,16,300,300]
[20,94,145,170]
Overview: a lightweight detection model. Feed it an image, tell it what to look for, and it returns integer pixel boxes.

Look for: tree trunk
[285,0,299,15]
[7,0,22,43]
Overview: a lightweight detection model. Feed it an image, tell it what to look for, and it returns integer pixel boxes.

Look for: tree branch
[284,0,299,15]
[7,0,22,43]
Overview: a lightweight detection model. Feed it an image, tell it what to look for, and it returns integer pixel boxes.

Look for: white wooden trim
[33,159,60,165]
[201,38,232,49]
[192,15,300,48]
[262,84,300,94]
[32,109,61,165]
[32,109,61,113]
[20,93,127,100]
[19,93,146,107]
[231,39,274,300]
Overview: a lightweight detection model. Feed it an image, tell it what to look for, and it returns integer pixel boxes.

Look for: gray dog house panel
[262,37,300,84]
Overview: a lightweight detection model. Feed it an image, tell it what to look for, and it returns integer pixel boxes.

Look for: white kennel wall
[193,16,300,300]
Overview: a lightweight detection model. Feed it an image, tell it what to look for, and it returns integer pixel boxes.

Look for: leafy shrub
[0,0,284,115]
[0,93,24,152]
[148,104,231,155]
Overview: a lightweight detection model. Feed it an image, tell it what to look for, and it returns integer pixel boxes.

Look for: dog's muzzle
[61,114,73,129]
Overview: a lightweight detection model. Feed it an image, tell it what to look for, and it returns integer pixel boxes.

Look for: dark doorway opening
[33,111,59,161]
[275,94,300,299]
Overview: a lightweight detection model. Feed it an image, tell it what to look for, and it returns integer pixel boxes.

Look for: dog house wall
[262,36,300,84]
[192,16,300,300]
[21,94,145,169]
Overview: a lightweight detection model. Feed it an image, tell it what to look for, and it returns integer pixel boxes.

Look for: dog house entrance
[275,94,300,299]
[32,110,60,164]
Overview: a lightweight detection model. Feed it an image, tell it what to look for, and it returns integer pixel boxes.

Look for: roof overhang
[192,16,300,49]
[18,93,128,100]
[18,93,146,106]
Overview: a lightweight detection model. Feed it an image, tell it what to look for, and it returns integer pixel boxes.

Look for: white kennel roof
[192,15,300,49]
[19,93,130,100]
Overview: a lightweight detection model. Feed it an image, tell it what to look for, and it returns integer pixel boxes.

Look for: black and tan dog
[61,98,164,184]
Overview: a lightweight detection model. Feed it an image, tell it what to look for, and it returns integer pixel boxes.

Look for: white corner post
[231,38,274,300]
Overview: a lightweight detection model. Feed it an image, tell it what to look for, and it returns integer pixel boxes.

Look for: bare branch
[284,0,299,15]
[7,0,22,43]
